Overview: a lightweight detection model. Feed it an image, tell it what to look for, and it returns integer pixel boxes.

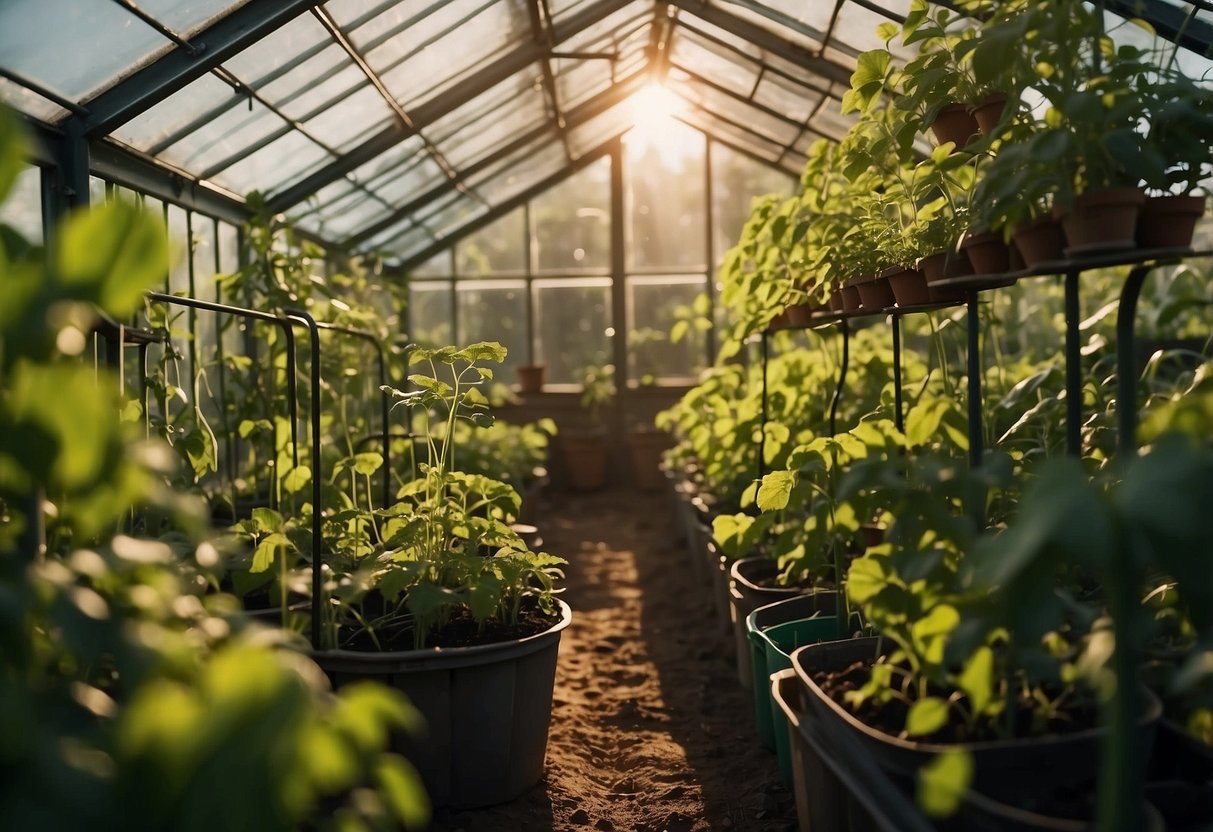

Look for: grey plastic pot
[729,557,805,690]
[313,599,572,810]
[792,637,1163,824]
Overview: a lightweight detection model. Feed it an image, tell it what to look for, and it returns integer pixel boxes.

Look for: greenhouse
[2,0,1213,829]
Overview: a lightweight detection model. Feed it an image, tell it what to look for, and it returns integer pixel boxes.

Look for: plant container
[1136,194,1206,249]
[792,637,1163,822]
[853,270,896,310]
[929,103,979,149]
[1144,718,1213,831]
[1011,215,1066,267]
[515,364,546,393]
[840,283,863,312]
[827,289,845,313]
[885,266,932,307]
[746,594,839,771]
[561,431,608,491]
[626,427,671,491]
[1056,187,1146,256]
[768,309,792,330]
[706,539,734,634]
[969,91,1009,136]
[314,599,572,810]
[729,557,806,690]
[784,301,817,327]
[961,230,1014,275]
[918,249,970,303]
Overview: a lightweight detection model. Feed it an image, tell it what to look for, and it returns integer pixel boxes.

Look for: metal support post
[892,313,904,433]
[1064,271,1082,456]
[1116,266,1150,457]
[828,320,850,438]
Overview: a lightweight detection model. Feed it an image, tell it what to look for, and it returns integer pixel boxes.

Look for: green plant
[578,361,617,428]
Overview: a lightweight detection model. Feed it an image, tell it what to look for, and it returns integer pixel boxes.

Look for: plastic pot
[840,283,863,312]
[1136,194,1206,249]
[885,266,932,307]
[707,539,734,634]
[746,595,839,783]
[851,272,896,311]
[314,599,572,810]
[792,637,1163,819]
[515,364,545,393]
[1056,187,1146,256]
[970,91,1009,136]
[729,557,806,690]
[828,290,845,313]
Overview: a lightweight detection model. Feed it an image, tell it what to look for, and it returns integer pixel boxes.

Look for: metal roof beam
[665,0,855,87]
[529,0,570,159]
[266,0,634,214]
[69,0,322,138]
[344,68,648,250]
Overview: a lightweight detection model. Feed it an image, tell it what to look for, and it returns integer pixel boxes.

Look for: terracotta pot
[626,428,671,491]
[768,309,792,330]
[960,230,1013,275]
[929,103,979,149]
[969,91,1008,136]
[852,271,896,311]
[1011,215,1066,267]
[562,432,609,491]
[827,290,845,313]
[885,267,932,307]
[1136,194,1207,249]
[1056,187,1146,256]
[917,250,969,303]
[784,302,816,327]
[840,283,863,312]
[515,364,546,394]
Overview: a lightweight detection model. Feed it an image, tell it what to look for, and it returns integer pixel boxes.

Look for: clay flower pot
[515,364,546,394]
[917,250,969,304]
[828,290,845,313]
[885,266,932,307]
[840,283,863,312]
[929,103,979,149]
[1011,215,1066,267]
[783,301,817,327]
[768,309,792,330]
[969,91,1008,136]
[851,271,896,311]
[1136,194,1207,249]
[1056,187,1146,256]
[960,230,1013,275]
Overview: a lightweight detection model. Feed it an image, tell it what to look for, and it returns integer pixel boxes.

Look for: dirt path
[431,488,796,832]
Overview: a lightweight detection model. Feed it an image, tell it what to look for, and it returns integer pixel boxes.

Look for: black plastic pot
[793,637,1163,822]
[729,557,806,689]
[313,599,572,810]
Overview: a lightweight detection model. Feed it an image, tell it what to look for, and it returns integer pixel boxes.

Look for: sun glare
[625,83,698,164]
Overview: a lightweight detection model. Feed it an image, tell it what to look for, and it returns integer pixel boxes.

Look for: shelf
[930,246,1212,290]
[763,298,966,334]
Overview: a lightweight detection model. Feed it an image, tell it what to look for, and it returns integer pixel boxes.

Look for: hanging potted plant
[307,342,571,810]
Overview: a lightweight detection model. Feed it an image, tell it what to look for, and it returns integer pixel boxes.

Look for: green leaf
[917,748,972,818]
[352,452,383,476]
[957,646,994,715]
[0,107,27,205]
[251,507,283,534]
[375,756,431,828]
[756,470,796,512]
[251,532,290,573]
[282,465,312,494]
[56,200,170,317]
[906,696,949,737]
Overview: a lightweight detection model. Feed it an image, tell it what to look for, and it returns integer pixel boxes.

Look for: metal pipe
[759,331,769,479]
[1116,266,1150,456]
[1064,271,1082,456]
[891,313,904,433]
[828,319,849,438]
[284,308,324,650]
[966,291,982,469]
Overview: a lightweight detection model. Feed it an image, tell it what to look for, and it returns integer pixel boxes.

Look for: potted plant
[559,362,616,492]
[308,342,572,810]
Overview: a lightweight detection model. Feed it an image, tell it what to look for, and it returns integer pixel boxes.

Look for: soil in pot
[1057,187,1146,256]
[1012,215,1066,267]
[1137,194,1207,249]
[930,103,980,149]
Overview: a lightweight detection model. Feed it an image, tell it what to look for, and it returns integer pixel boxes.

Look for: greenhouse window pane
[456,280,528,372]
[830,0,911,56]
[425,196,489,240]
[566,101,632,158]
[555,55,614,112]
[679,107,785,162]
[112,74,237,152]
[408,279,454,346]
[546,0,601,24]
[257,47,359,120]
[667,69,802,146]
[0,164,43,243]
[300,188,392,240]
[456,208,526,276]
[137,0,246,37]
[157,98,285,176]
[669,33,760,96]
[300,83,396,153]
[428,70,542,147]
[371,155,450,205]
[472,146,569,207]
[720,2,820,53]
[711,143,795,266]
[0,78,65,123]
[433,87,548,169]
[534,278,613,384]
[215,131,333,197]
[810,102,857,142]
[373,223,434,260]
[533,158,611,274]
[626,275,708,384]
[411,250,452,277]
[746,1,834,38]
[223,12,330,81]
[754,73,821,124]
[624,121,706,271]
[168,205,190,295]
[0,0,168,103]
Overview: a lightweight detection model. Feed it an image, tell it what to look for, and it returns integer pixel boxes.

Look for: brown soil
[430,487,796,832]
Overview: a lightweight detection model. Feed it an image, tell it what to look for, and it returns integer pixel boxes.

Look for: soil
[429,487,797,832]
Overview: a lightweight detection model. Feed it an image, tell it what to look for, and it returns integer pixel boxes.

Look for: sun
[624,82,699,165]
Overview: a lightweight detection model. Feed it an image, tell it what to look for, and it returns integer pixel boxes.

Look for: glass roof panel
[136,0,249,37]
[212,131,333,196]
[0,77,64,122]
[255,46,355,120]
[0,0,170,104]
[468,140,570,205]
[299,187,392,239]
[156,96,285,176]
[345,134,427,184]
[831,0,913,57]
[330,0,442,50]
[677,108,784,162]
[369,223,434,260]
[432,86,548,169]
[675,12,764,60]
[223,12,330,80]
[744,0,834,40]
[754,72,821,123]
[465,134,560,187]
[720,2,820,53]
[547,0,601,24]
[368,156,449,205]
[111,73,236,151]
[666,68,801,145]
[809,100,858,142]
[300,84,397,152]
[560,2,650,53]
[555,55,615,111]
[566,100,632,158]
[669,30,761,95]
